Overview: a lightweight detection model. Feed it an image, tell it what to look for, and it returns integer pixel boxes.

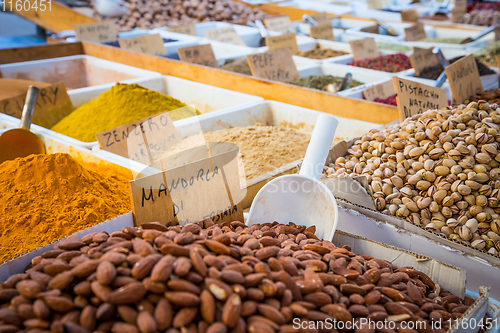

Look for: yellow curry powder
[51,83,200,142]
[0,153,131,263]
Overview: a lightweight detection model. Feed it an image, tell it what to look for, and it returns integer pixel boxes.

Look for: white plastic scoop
[246,114,339,241]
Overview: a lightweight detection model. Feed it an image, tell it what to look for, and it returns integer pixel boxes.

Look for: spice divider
[0,55,161,90]
[350,6,434,22]
[404,26,496,50]
[336,78,398,106]
[0,75,264,149]
[292,17,375,33]
[271,0,352,16]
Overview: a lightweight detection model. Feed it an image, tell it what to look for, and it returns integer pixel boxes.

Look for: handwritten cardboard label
[452,0,467,22]
[203,27,245,46]
[405,23,426,41]
[360,25,379,34]
[401,8,419,22]
[393,76,448,121]
[265,33,299,54]
[95,111,182,160]
[0,81,72,128]
[310,12,329,22]
[362,80,395,101]
[129,142,244,226]
[263,16,295,34]
[167,24,197,36]
[74,21,118,43]
[366,0,383,10]
[246,48,300,82]
[445,54,484,104]
[178,44,219,68]
[118,34,167,55]
[410,47,441,77]
[349,38,378,61]
[310,21,335,41]
[495,26,500,42]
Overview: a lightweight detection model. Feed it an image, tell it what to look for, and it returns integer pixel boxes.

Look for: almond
[154,298,172,331]
[205,240,231,255]
[137,310,156,333]
[16,280,43,299]
[117,306,138,325]
[172,307,198,328]
[111,322,139,333]
[364,290,381,305]
[333,267,360,279]
[381,287,405,302]
[407,281,424,306]
[303,292,331,307]
[150,255,175,283]
[80,305,96,332]
[206,278,232,301]
[189,248,207,277]
[96,261,116,286]
[44,296,74,313]
[255,246,280,261]
[71,260,100,278]
[257,304,285,325]
[165,291,200,307]
[278,270,302,301]
[99,252,127,266]
[206,322,228,333]
[48,271,74,290]
[222,293,242,328]
[320,304,353,323]
[132,238,156,257]
[166,279,200,294]
[108,282,147,305]
[33,299,51,320]
[339,284,367,296]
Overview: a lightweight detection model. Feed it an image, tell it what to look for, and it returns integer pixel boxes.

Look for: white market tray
[0,55,161,90]
[345,22,436,42]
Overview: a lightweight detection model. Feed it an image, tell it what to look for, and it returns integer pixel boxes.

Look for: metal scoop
[248,20,270,47]
[0,86,45,164]
[303,14,319,26]
[372,18,398,37]
[246,114,339,241]
[460,24,499,44]
[433,47,450,88]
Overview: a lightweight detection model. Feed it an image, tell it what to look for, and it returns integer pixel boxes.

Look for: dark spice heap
[418,56,495,80]
[455,9,500,26]
[287,75,363,91]
[296,47,348,60]
[0,220,476,333]
[348,54,412,73]
[373,95,397,106]
[103,38,177,47]
[221,58,253,75]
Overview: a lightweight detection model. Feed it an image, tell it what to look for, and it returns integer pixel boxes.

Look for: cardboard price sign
[405,23,426,41]
[167,24,197,36]
[129,142,244,226]
[178,44,219,68]
[495,26,500,42]
[246,48,300,82]
[74,21,118,43]
[0,81,72,128]
[95,111,182,161]
[401,8,418,22]
[362,80,395,101]
[310,12,329,23]
[393,76,448,121]
[445,54,484,104]
[202,27,245,46]
[263,16,295,34]
[118,34,167,56]
[265,33,299,54]
[366,0,383,9]
[310,21,335,41]
[348,38,378,61]
[410,47,441,77]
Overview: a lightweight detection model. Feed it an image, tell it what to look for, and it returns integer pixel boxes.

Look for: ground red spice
[374,95,397,106]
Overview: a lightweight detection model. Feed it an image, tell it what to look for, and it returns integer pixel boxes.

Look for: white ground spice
[163,124,311,183]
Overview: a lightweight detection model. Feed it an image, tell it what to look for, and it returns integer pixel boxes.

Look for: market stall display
[0,220,480,333]
[348,53,412,73]
[416,56,495,80]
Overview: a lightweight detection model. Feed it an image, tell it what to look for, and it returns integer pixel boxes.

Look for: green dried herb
[287,75,363,92]
[221,58,253,75]
[420,38,464,44]
[375,42,411,52]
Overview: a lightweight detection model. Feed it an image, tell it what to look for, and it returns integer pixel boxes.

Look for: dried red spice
[373,94,397,106]
[348,53,412,73]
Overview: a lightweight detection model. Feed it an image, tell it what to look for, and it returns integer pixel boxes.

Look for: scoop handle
[300,114,338,180]
[303,14,318,26]
[255,19,270,38]
[20,86,39,130]
[471,24,498,42]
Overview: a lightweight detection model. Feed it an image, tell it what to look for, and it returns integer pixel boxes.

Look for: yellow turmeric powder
[51,83,200,142]
[0,153,131,263]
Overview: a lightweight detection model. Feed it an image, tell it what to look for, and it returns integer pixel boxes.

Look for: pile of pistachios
[325,101,500,256]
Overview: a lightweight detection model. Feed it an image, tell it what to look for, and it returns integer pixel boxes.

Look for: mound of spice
[348,54,412,73]
[373,94,397,106]
[0,220,475,333]
[475,41,500,66]
[161,124,310,183]
[296,47,348,60]
[420,37,464,44]
[456,9,500,26]
[221,58,253,75]
[0,153,131,263]
[103,38,177,47]
[375,42,411,52]
[51,83,199,142]
[287,75,363,91]
[418,56,495,80]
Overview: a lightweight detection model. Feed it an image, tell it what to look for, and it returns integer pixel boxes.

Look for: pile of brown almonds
[0,220,474,333]
[95,0,268,31]
[325,101,500,256]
